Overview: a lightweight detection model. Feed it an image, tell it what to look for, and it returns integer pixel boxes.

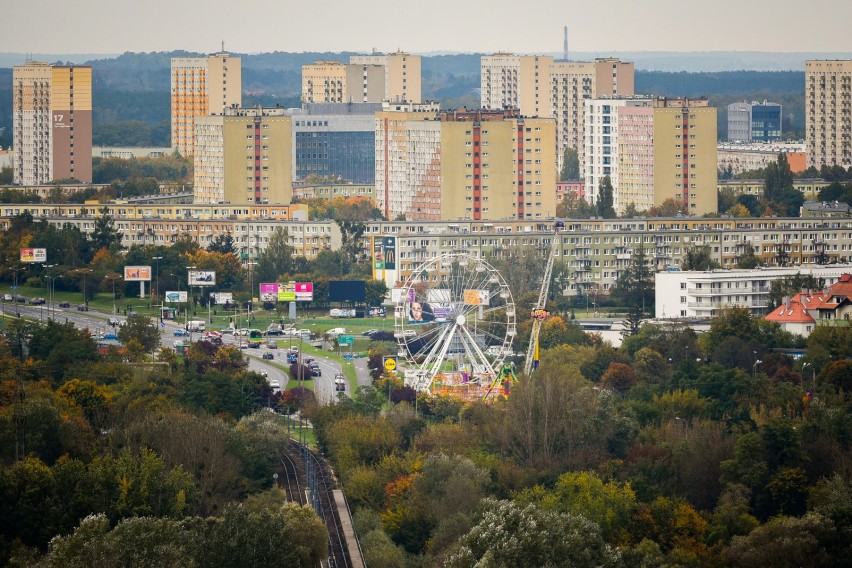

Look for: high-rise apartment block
[193,107,292,205]
[806,60,852,169]
[350,51,422,103]
[12,62,92,185]
[375,106,556,221]
[727,100,782,142]
[303,52,422,104]
[480,54,634,172]
[171,53,242,157]
[584,97,717,216]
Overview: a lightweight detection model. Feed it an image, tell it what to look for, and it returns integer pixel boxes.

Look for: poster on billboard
[373,237,385,271]
[463,289,491,306]
[165,291,188,303]
[20,248,47,263]
[124,266,152,281]
[259,283,278,302]
[188,270,216,286]
[382,237,396,269]
[373,235,397,280]
[212,292,233,305]
[391,288,415,304]
[278,282,296,302]
[295,282,313,301]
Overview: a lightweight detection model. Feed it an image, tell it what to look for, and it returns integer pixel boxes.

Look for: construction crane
[523,222,563,376]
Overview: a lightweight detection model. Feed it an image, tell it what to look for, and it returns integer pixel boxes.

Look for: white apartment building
[655,265,852,319]
[805,60,852,169]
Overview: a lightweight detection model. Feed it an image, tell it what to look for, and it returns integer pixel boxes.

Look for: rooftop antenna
[563,26,568,61]
[221,40,225,53]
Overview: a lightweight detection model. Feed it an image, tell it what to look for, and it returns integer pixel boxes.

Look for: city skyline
[3,0,851,55]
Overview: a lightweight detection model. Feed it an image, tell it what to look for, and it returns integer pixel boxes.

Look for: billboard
[259,283,279,302]
[165,291,188,303]
[188,270,216,286]
[463,289,491,306]
[294,282,314,301]
[212,292,233,305]
[391,288,415,304]
[329,280,366,303]
[124,266,152,281]
[20,248,47,263]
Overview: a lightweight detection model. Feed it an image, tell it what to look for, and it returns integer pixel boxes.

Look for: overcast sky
[3,0,850,55]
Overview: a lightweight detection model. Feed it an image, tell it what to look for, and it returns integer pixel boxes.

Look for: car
[310,367,322,377]
[362,329,380,337]
[326,327,345,337]
[247,342,260,349]
[263,341,278,349]
[108,318,120,326]
[334,373,346,392]
[28,297,46,305]
[287,353,298,363]
[173,339,187,348]
[303,356,315,364]
[289,345,299,354]
[221,327,236,335]
[262,351,274,360]
[77,304,89,311]
[173,328,188,337]
[2,294,13,301]
[102,332,118,340]
[235,328,250,336]
[296,329,311,337]
[58,302,70,308]
[15,295,27,303]
[268,379,280,390]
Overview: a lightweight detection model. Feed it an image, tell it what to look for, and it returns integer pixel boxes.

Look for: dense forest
[0,52,806,149]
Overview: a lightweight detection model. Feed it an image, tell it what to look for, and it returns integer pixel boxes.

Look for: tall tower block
[563,26,568,61]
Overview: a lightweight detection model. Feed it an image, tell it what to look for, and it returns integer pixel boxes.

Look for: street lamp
[43,267,59,322]
[152,256,163,301]
[185,266,196,333]
[752,359,762,378]
[74,268,93,306]
[247,261,257,326]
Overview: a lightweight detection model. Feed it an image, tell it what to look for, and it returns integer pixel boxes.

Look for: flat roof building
[806,60,852,169]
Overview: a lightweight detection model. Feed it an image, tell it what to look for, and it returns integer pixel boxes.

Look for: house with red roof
[765,274,852,336]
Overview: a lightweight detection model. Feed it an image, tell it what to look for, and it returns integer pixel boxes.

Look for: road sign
[343,353,353,360]
[383,357,397,371]
[338,334,354,346]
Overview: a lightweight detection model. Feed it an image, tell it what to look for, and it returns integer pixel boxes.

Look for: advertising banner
[165,291,188,303]
[294,282,314,302]
[279,282,296,302]
[382,236,396,270]
[391,288,415,304]
[259,283,279,302]
[124,266,152,281]
[20,248,47,263]
[212,292,233,305]
[188,270,216,286]
[463,289,491,306]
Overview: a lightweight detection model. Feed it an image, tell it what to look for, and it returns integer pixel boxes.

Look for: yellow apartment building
[350,51,422,103]
[301,61,385,103]
[806,60,852,169]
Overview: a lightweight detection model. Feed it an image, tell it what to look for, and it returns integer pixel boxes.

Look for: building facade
[194,107,292,205]
[806,60,852,169]
[376,106,556,221]
[301,61,385,104]
[583,97,717,215]
[12,62,92,185]
[656,265,852,319]
[350,51,422,103]
[727,100,782,142]
[170,53,242,157]
[717,141,807,175]
[289,103,381,183]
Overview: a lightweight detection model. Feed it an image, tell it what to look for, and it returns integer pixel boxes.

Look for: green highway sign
[338,334,354,346]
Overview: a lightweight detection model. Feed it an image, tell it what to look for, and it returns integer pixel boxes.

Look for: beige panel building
[194,107,292,205]
[350,51,422,103]
[480,54,553,117]
[377,107,556,221]
[805,60,852,169]
[171,53,242,157]
[301,61,385,103]
[12,62,92,184]
[652,98,717,215]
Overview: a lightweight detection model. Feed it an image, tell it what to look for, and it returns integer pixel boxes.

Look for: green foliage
[117,314,161,353]
[254,227,296,284]
[560,147,580,181]
[724,513,837,568]
[681,245,720,271]
[446,498,622,568]
[27,321,99,383]
[596,176,616,218]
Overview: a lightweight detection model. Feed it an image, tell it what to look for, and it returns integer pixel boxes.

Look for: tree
[681,245,720,271]
[611,242,653,317]
[27,320,99,382]
[254,227,296,284]
[207,232,237,255]
[90,207,122,251]
[560,147,580,181]
[647,198,687,217]
[556,193,594,218]
[445,499,621,568]
[596,176,616,219]
[600,362,637,393]
[117,314,161,353]
[736,242,761,269]
[724,513,837,568]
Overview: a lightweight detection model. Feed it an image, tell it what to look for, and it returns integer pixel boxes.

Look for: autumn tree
[596,176,616,219]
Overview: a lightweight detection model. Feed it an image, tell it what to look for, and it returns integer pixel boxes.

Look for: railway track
[285,439,357,568]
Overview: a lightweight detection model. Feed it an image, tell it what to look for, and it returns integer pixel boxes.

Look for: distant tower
[563,26,568,60]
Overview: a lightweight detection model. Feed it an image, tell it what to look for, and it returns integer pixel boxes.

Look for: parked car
[174,328,188,337]
[334,373,346,391]
[2,294,13,301]
[101,332,118,340]
[262,351,274,360]
[15,295,27,303]
[77,304,89,311]
[28,297,46,305]
[58,302,70,308]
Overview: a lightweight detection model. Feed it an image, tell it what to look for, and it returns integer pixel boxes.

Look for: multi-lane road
[1,299,364,405]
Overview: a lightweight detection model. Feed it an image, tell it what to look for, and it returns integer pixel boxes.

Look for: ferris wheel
[393,252,516,395]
